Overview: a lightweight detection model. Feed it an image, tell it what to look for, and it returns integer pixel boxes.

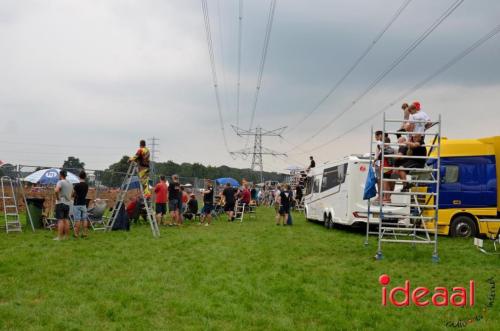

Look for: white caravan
[303,155,410,227]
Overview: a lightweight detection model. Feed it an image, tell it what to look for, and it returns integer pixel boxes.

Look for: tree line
[60,156,287,187]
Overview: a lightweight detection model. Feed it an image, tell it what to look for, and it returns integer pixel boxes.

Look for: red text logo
[379,274,474,307]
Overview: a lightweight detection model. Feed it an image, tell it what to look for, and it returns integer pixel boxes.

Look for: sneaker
[204,223,209,226]
[53,237,60,241]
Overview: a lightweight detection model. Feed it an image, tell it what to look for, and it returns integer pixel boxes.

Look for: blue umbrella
[24,168,80,185]
[215,177,240,187]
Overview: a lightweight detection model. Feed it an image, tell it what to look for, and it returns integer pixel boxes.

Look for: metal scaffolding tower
[231,126,287,183]
[366,113,442,262]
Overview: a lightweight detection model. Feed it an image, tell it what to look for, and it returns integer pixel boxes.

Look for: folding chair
[247,201,257,219]
[87,200,109,231]
[474,228,500,255]
[234,202,246,222]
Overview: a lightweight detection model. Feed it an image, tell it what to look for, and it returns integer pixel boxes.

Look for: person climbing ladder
[130,139,151,198]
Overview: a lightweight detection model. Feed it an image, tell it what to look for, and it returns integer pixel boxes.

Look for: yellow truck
[425,136,500,237]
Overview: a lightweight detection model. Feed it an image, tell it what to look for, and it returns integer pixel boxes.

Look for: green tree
[62,156,85,172]
[99,156,130,187]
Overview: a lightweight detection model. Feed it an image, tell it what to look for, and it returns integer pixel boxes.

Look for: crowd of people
[373,100,432,203]
[48,138,314,240]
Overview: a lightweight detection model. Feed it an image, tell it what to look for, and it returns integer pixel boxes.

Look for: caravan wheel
[328,215,334,229]
[323,215,329,228]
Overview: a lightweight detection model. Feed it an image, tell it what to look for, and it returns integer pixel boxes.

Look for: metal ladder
[107,162,160,237]
[368,113,441,262]
[1,176,23,233]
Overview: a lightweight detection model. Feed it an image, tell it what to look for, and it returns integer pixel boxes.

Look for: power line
[286,0,464,152]
[286,0,413,133]
[236,0,243,127]
[201,0,231,153]
[294,23,500,155]
[245,0,277,145]
[216,0,230,115]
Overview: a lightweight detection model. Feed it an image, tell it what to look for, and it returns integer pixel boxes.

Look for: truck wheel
[450,216,477,238]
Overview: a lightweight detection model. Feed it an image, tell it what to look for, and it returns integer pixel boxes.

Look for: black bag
[111,204,130,231]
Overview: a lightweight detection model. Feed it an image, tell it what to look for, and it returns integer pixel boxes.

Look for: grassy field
[0,207,498,330]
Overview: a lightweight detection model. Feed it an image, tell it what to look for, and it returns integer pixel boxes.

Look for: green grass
[0,208,499,330]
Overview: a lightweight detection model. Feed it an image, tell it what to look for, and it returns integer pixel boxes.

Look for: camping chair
[474,227,500,255]
[87,200,109,231]
[42,215,58,231]
[211,201,224,220]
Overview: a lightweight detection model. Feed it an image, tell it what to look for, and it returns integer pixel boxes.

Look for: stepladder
[1,176,23,233]
[107,162,160,237]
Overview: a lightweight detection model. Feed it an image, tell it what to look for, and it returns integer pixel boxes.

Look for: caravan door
[305,174,322,220]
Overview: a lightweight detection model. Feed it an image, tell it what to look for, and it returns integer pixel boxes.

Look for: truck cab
[427,136,500,237]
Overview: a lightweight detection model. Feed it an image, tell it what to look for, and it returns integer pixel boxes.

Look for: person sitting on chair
[183,194,198,220]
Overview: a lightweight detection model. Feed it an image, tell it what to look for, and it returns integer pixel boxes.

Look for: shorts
[168,199,180,212]
[279,205,290,215]
[224,202,235,212]
[55,203,70,220]
[155,203,167,215]
[201,203,214,215]
[400,160,426,174]
[73,205,87,221]
[383,172,392,179]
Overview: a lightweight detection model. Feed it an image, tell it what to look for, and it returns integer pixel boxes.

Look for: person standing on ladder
[130,139,151,198]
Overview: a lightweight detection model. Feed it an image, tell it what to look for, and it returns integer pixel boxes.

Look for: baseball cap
[413,101,421,110]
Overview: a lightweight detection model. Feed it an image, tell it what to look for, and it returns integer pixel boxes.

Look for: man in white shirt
[407,101,431,134]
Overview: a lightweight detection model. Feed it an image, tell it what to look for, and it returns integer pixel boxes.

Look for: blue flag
[363,165,377,200]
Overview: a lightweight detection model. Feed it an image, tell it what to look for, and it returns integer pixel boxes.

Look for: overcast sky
[1,0,499,172]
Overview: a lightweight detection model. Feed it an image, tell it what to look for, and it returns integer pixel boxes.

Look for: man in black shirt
[168,174,181,226]
[200,179,214,226]
[72,170,89,238]
[307,156,316,171]
[278,184,292,226]
[221,183,237,221]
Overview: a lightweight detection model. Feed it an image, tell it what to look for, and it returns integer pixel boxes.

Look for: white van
[303,155,410,228]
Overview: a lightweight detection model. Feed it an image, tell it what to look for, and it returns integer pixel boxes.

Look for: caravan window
[321,164,347,192]
[305,177,313,195]
[313,175,322,193]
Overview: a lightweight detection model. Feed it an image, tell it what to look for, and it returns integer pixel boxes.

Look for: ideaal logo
[378,274,496,328]
[379,274,474,307]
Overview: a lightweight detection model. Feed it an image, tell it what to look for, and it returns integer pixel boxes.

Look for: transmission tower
[231,126,287,183]
[148,137,159,183]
